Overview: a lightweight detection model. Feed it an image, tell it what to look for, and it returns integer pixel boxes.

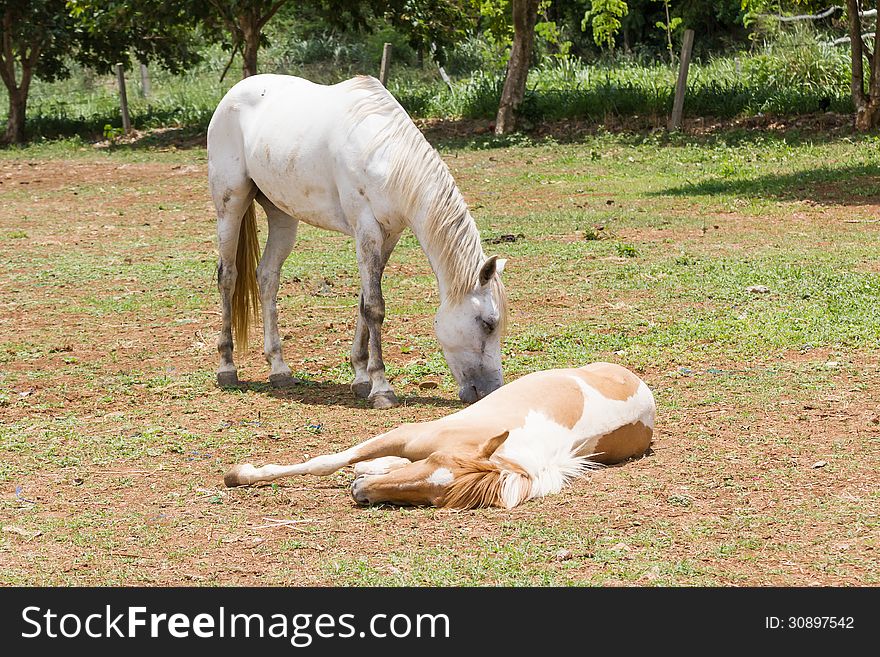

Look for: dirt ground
[1,138,878,586]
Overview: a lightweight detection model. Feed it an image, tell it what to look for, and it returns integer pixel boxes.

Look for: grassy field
[0,122,878,586]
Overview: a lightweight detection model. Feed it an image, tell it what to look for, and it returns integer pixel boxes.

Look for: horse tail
[232,201,260,349]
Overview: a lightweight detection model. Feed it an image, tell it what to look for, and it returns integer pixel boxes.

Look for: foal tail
[232,202,260,349]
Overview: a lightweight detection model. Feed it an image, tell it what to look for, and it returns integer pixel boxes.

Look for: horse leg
[211,178,257,387]
[349,304,371,399]
[352,456,412,475]
[354,227,400,409]
[231,451,460,507]
[254,194,299,387]
[350,233,400,400]
[224,424,426,487]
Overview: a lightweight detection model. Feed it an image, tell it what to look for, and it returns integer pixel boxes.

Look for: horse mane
[442,456,531,509]
[343,76,507,322]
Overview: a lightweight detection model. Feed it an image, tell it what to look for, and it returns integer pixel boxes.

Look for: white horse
[207,74,508,408]
[225,362,656,509]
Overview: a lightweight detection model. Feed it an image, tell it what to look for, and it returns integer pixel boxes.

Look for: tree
[582,0,628,48]
[200,1,292,79]
[495,0,540,134]
[1,1,202,144]
[70,1,202,76]
[742,0,880,130]
[199,1,474,81]
[385,0,475,66]
[0,1,74,143]
[655,0,681,61]
[846,0,880,130]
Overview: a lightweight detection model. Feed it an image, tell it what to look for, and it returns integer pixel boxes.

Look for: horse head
[434,255,507,403]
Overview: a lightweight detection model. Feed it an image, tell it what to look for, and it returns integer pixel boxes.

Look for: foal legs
[352,227,401,409]
[254,194,299,387]
[226,448,450,507]
[224,424,432,487]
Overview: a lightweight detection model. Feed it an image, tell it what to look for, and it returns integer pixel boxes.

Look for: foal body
[225,362,656,509]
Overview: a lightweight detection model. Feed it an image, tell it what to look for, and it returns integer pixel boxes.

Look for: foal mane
[344,76,507,321]
[442,456,531,509]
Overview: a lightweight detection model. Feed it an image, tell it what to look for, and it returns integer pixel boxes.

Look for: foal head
[350,431,524,508]
[434,256,507,403]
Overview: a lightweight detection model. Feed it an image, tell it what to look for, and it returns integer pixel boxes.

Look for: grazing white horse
[207,74,508,408]
[225,362,656,509]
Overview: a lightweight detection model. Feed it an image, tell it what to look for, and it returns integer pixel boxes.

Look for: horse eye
[481,319,496,333]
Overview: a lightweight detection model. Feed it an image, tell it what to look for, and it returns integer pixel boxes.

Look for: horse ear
[479,255,502,287]
[477,431,510,459]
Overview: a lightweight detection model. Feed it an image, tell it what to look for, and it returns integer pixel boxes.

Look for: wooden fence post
[115,63,131,133]
[379,43,392,86]
[431,42,453,91]
[668,29,695,131]
[139,61,151,98]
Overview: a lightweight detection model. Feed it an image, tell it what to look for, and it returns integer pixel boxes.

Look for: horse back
[208,74,402,234]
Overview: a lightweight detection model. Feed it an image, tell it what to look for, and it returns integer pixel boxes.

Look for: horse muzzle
[458,379,502,404]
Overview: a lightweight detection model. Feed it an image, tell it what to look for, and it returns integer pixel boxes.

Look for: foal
[224,362,656,509]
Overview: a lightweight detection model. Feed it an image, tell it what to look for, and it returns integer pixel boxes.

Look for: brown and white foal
[224,362,656,509]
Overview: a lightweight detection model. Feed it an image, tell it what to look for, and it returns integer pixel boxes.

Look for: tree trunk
[4,86,27,144]
[240,12,259,78]
[855,99,880,130]
[495,0,539,135]
[0,57,34,145]
[233,1,289,79]
[848,0,880,130]
[0,10,37,144]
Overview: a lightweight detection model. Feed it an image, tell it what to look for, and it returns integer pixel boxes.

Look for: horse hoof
[350,475,371,505]
[369,391,399,409]
[224,463,256,487]
[269,373,299,388]
[351,381,372,399]
[217,371,240,388]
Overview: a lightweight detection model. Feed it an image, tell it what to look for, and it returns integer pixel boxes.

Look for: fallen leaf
[812,460,827,469]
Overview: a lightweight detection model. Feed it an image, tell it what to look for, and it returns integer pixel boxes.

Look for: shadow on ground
[18,111,863,155]
[97,126,207,151]
[654,163,880,205]
[418,112,861,150]
[224,379,464,411]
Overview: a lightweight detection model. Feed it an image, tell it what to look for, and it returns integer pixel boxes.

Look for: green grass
[322,516,724,586]
[0,126,878,586]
